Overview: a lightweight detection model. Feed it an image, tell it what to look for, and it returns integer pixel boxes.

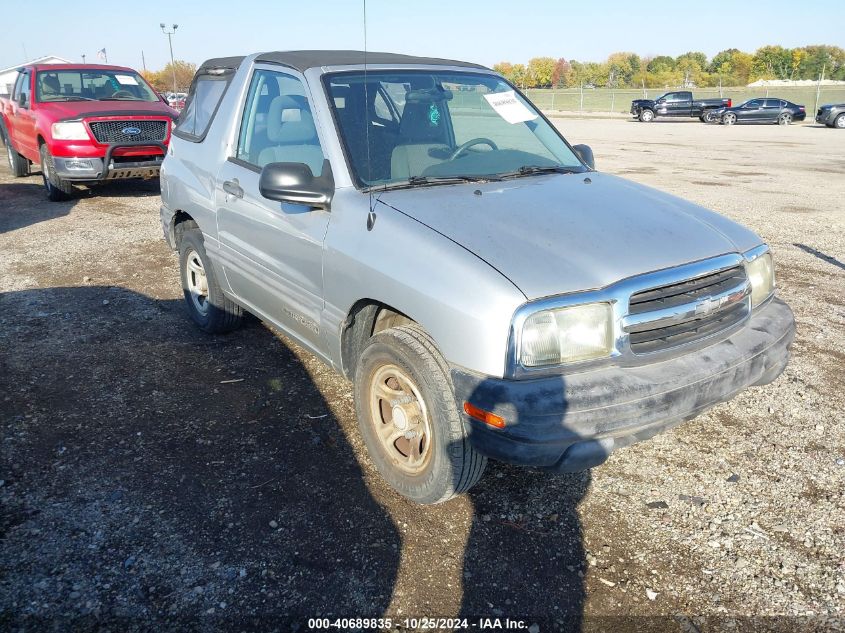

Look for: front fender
[322,189,527,378]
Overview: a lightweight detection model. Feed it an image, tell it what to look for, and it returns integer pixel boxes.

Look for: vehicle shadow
[457,378,589,630]
[0,285,400,628]
[0,182,73,233]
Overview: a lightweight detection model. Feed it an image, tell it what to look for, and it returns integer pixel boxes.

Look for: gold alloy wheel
[368,363,433,475]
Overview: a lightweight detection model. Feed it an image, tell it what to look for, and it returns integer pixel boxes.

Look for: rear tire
[40,144,72,201]
[5,134,30,178]
[178,225,243,333]
[778,112,792,126]
[353,323,487,504]
[638,109,654,122]
[835,113,845,129]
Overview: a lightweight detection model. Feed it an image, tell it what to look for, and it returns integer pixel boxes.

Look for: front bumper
[53,155,163,181]
[452,297,795,472]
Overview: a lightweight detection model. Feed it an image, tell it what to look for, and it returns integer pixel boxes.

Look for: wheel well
[340,301,414,379]
[170,210,197,249]
[37,135,46,147]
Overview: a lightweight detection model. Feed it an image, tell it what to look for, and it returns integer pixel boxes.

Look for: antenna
[363,0,375,214]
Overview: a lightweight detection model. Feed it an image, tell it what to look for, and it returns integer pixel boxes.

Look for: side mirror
[259,159,334,210]
[18,93,28,108]
[656,98,666,104]
[573,144,595,170]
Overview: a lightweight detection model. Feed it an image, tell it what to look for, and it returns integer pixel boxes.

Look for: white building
[0,55,73,97]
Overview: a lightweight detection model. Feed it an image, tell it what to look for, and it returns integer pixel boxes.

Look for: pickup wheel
[638,108,654,122]
[39,145,73,201]
[5,136,30,177]
[834,113,845,129]
[702,111,716,124]
[354,324,487,504]
[178,226,243,333]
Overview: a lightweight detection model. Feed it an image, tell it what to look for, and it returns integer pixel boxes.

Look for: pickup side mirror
[573,144,595,170]
[18,93,28,108]
[259,159,334,210]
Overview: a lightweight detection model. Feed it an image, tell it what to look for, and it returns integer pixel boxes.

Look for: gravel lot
[1,118,843,631]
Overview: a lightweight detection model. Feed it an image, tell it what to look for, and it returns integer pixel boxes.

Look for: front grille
[627,265,749,354]
[88,120,167,143]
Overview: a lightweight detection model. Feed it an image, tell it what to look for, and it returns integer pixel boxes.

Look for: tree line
[493,45,845,89]
[141,60,197,93]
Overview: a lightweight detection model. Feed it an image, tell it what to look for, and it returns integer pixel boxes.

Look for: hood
[45,99,177,121]
[379,172,762,300]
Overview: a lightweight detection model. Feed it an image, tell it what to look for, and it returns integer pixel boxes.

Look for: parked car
[630,91,731,122]
[0,63,178,200]
[816,103,845,128]
[160,51,794,504]
[712,98,806,126]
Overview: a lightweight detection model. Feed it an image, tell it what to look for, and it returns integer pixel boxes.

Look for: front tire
[40,144,72,201]
[178,225,243,333]
[722,112,737,125]
[353,324,487,504]
[835,113,845,129]
[638,109,654,122]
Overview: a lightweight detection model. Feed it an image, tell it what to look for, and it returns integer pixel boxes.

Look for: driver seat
[390,101,450,180]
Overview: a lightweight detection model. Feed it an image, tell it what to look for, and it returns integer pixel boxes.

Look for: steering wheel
[449,137,498,160]
[111,90,134,99]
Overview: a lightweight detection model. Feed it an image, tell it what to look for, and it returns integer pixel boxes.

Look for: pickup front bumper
[452,297,795,472]
[52,142,166,181]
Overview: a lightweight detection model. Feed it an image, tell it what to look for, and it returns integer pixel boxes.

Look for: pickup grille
[626,265,749,354]
[88,120,168,144]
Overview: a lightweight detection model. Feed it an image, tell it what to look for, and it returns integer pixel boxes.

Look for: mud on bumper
[452,298,795,473]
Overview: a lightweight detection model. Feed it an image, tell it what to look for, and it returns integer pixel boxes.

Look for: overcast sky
[2,0,843,72]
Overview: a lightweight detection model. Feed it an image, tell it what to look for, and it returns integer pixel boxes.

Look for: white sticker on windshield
[483,90,538,124]
[114,74,139,86]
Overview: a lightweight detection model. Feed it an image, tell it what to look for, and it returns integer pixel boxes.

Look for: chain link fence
[522,86,845,115]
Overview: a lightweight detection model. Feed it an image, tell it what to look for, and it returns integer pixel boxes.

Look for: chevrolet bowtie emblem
[695,295,728,317]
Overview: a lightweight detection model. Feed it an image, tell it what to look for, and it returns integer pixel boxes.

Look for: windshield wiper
[363,174,501,193]
[497,165,581,180]
[99,97,144,101]
[41,96,97,102]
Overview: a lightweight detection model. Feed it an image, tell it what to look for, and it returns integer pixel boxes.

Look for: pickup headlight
[520,302,613,367]
[745,250,775,308]
[51,121,90,141]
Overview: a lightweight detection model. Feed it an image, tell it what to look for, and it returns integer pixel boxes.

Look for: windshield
[36,69,160,102]
[325,70,585,188]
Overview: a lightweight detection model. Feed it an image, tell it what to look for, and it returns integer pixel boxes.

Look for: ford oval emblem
[122,126,142,135]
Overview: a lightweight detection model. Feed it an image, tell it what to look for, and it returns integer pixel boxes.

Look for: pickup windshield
[36,70,159,103]
[325,70,585,188]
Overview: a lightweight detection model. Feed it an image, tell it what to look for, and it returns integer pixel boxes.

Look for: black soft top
[198,51,487,74]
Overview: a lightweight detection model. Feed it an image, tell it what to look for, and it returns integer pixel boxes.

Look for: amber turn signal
[463,402,506,428]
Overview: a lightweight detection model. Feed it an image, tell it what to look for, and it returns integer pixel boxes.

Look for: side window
[236,69,324,175]
[174,76,228,140]
[19,71,32,107]
[746,99,761,108]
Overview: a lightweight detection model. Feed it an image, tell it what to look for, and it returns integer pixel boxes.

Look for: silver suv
[160,51,795,504]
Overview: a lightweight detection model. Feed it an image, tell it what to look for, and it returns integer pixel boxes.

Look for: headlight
[51,121,89,140]
[520,302,613,367]
[746,251,775,308]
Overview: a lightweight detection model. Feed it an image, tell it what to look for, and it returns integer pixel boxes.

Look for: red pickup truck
[0,63,178,201]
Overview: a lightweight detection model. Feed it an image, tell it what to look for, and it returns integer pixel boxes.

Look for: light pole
[81,54,86,64]
[160,23,179,93]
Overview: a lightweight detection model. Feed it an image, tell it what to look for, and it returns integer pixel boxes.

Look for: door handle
[223,179,244,199]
